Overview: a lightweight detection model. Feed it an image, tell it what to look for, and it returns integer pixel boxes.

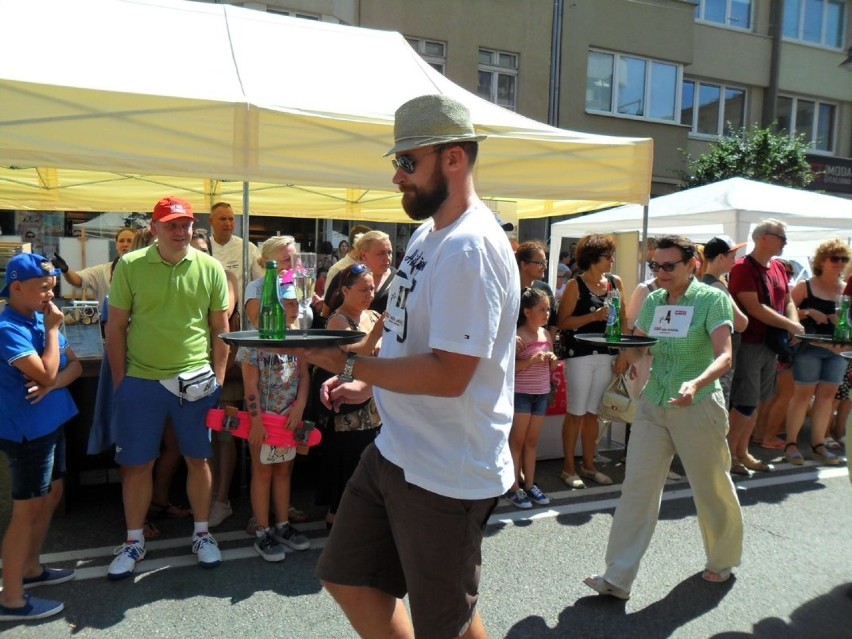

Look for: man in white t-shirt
[207,201,263,527]
[295,95,519,639]
[209,202,263,303]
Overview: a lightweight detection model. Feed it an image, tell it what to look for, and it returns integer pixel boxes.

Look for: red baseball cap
[152,196,195,223]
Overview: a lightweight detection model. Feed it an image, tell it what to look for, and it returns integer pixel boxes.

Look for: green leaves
[677,124,815,190]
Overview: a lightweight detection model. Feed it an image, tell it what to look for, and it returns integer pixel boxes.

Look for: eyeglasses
[600,252,614,260]
[765,232,788,244]
[391,147,442,175]
[524,260,547,268]
[647,260,686,273]
[829,255,850,263]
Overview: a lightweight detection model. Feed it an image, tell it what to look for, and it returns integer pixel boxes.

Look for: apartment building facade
[205,0,852,236]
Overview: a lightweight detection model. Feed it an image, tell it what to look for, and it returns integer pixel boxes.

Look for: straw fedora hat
[384,94,486,157]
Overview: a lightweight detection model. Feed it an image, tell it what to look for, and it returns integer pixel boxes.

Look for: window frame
[477,47,519,111]
[405,36,448,75]
[585,49,684,125]
[776,94,838,154]
[782,0,846,49]
[694,0,753,31]
[681,78,748,138]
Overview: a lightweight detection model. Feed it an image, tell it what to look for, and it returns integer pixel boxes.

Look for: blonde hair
[812,239,851,276]
[130,228,154,250]
[259,235,295,265]
[354,230,391,258]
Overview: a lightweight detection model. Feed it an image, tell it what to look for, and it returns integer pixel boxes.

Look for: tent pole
[640,204,649,281]
[242,181,250,330]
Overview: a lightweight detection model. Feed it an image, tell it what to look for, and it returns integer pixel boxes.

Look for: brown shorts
[315,444,497,639]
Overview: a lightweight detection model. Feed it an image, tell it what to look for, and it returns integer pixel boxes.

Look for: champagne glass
[294,252,317,334]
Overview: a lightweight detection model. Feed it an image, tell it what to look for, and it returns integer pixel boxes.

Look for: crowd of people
[0,92,849,636]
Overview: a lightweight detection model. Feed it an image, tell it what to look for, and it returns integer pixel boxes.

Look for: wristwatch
[339,353,358,383]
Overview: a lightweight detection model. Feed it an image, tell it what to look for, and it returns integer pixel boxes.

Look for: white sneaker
[192,533,222,568]
[208,501,233,528]
[108,541,146,581]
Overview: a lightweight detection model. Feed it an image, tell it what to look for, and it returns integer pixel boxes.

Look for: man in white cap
[295,95,519,638]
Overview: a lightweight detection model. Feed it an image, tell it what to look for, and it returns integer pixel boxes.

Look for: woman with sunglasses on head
[783,240,850,467]
[585,235,743,600]
[315,264,384,529]
[556,234,628,489]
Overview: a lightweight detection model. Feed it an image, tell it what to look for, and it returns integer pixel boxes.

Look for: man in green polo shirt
[105,196,230,580]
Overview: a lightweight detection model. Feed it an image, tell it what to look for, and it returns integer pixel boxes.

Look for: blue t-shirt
[0,307,79,442]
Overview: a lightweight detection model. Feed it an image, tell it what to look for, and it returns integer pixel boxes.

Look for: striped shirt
[637,278,733,407]
[515,340,551,394]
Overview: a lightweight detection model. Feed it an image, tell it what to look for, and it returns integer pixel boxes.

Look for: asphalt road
[2,460,850,638]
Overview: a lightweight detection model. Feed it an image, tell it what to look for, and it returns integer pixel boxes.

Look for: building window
[694,0,752,30]
[783,0,845,48]
[776,95,836,152]
[585,50,682,123]
[681,80,746,136]
[477,48,518,111]
[405,37,447,75]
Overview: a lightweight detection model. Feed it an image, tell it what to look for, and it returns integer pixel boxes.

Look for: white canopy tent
[550,178,852,275]
[0,0,653,221]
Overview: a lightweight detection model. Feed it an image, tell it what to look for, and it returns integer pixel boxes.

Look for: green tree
[677,124,815,189]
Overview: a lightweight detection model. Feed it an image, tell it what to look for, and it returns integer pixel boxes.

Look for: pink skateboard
[206,407,321,453]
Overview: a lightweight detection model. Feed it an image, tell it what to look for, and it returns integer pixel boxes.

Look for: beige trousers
[603,391,744,591]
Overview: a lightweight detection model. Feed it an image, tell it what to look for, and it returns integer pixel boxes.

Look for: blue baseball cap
[1,253,61,298]
[279,283,297,300]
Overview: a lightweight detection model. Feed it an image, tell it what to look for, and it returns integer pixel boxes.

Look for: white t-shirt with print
[374,202,520,500]
[211,235,263,304]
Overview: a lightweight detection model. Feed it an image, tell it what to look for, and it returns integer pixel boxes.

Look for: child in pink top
[506,287,559,509]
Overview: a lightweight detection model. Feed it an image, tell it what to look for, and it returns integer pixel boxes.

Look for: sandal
[811,443,841,466]
[824,437,842,450]
[784,443,804,466]
[583,575,630,600]
[730,459,751,476]
[147,502,192,519]
[741,456,773,473]
[143,520,161,539]
[702,568,731,583]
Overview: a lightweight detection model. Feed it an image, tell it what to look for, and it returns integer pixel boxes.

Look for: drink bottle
[834,295,851,343]
[605,291,622,343]
[259,261,285,340]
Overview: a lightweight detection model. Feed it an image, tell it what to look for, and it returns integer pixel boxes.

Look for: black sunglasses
[829,255,850,263]
[648,260,687,273]
[765,232,788,244]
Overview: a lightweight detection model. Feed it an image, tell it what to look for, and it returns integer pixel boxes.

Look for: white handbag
[599,373,637,424]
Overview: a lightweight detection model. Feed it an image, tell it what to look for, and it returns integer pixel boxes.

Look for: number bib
[648,305,694,338]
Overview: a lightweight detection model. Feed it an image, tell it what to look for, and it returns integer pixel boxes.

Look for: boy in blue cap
[0,253,81,622]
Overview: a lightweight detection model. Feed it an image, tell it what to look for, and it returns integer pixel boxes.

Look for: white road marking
[11,466,848,582]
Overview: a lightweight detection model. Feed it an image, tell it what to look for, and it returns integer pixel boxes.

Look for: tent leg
[640,204,649,281]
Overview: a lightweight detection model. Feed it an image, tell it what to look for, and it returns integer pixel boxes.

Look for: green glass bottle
[605,292,622,343]
[834,295,851,343]
[259,261,285,340]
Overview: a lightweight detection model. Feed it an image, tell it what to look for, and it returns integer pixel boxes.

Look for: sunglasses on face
[648,260,686,273]
[391,147,443,175]
[765,232,788,245]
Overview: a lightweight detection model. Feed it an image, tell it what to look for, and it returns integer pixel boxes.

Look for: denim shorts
[514,392,549,416]
[112,376,221,466]
[0,427,66,500]
[792,343,848,385]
